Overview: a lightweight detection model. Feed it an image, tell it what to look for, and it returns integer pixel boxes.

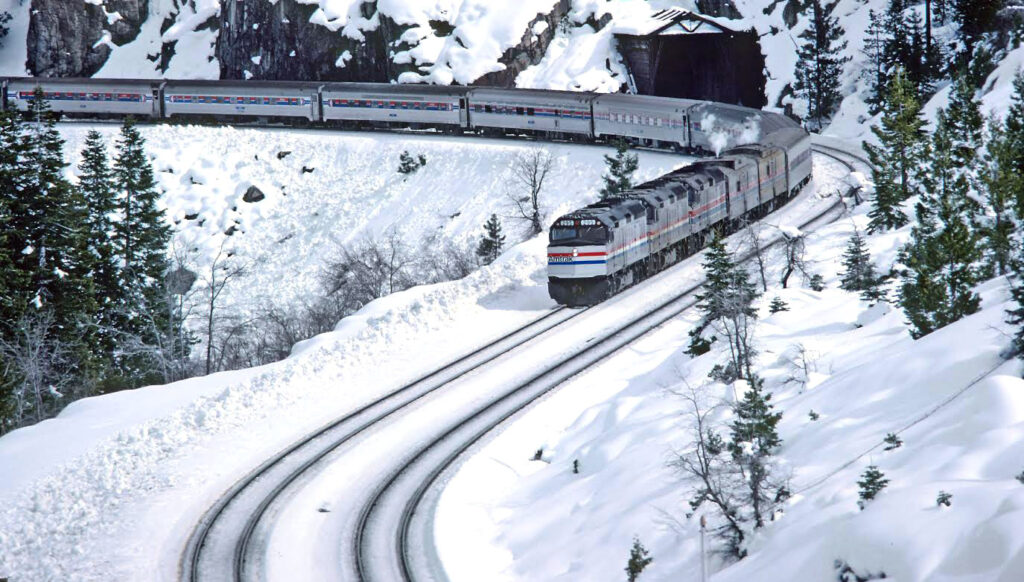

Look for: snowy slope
[0,128,685,580]
[57,124,684,328]
[433,155,1024,582]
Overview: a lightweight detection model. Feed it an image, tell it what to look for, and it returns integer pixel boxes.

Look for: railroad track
[181,144,863,582]
[180,305,582,582]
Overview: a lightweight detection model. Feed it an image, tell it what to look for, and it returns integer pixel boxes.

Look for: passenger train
[0,77,812,306]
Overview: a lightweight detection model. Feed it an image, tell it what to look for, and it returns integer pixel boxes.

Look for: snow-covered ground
[433,158,1024,582]
[0,128,685,581]
[56,123,685,318]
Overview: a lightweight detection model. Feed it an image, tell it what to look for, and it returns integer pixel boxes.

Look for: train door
[459,97,469,128]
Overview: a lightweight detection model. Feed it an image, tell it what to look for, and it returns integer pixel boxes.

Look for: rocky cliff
[27,0,150,78]
[25,0,571,85]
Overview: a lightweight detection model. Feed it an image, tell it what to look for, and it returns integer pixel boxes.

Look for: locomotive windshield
[549,219,608,244]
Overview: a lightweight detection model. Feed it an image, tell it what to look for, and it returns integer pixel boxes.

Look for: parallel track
[181,305,583,582]
[357,146,863,582]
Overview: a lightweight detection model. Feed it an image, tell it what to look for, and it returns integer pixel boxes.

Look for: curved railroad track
[180,305,582,582]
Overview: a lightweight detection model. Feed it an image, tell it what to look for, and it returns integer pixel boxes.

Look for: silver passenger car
[163,80,320,121]
[321,83,469,127]
[5,77,162,117]
[467,88,594,136]
[593,94,697,147]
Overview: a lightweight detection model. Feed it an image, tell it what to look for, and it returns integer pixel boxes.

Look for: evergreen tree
[475,213,505,265]
[77,130,122,353]
[900,113,983,339]
[840,228,884,301]
[600,139,638,200]
[0,110,29,325]
[862,10,890,114]
[1002,73,1024,221]
[864,69,927,233]
[112,118,172,382]
[857,465,890,509]
[398,150,426,175]
[1007,245,1024,360]
[625,537,653,582]
[0,12,10,50]
[979,116,1018,276]
[729,375,783,528]
[954,0,1002,53]
[697,236,761,379]
[794,0,850,129]
[11,90,96,349]
[768,297,789,313]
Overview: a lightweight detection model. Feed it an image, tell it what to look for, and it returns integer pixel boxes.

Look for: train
[0,76,812,307]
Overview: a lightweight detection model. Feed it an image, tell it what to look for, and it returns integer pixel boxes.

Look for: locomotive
[0,76,812,307]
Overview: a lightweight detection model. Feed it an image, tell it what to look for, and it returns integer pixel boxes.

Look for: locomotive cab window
[551,227,576,242]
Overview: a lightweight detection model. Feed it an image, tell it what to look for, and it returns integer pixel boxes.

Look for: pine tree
[857,465,890,509]
[600,139,638,200]
[729,375,783,528]
[0,110,29,325]
[955,0,1001,53]
[697,236,761,379]
[862,10,889,114]
[768,297,790,313]
[475,213,505,265]
[112,118,172,382]
[77,130,121,354]
[793,0,850,129]
[0,12,10,50]
[979,117,1018,277]
[840,228,885,302]
[625,537,653,582]
[12,90,96,348]
[1006,245,1024,360]
[1002,73,1024,221]
[864,69,927,233]
[696,235,742,323]
[397,150,426,175]
[899,112,983,339]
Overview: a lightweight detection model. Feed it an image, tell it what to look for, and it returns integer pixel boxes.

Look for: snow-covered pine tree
[1001,73,1024,221]
[625,537,653,582]
[0,11,10,50]
[769,297,789,313]
[77,130,122,355]
[793,0,850,130]
[900,113,982,338]
[14,90,97,349]
[1007,244,1024,360]
[112,118,173,382]
[857,465,890,509]
[840,227,885,302]
[979,116,1019,277]
[862,10,889,114]
[475,213,505,265]
[729,375,783,528]
[864,69,927,233]
[0,110,29,325]
[599,139,638,200]
[955,0,1002,53]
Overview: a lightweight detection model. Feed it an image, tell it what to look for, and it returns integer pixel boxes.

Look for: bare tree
[742,219,769,292]
[418,234,478,283]
[507,149,554,236]
[779,228,811,289]
[200,239,247,375]
[322,230,417,310]
[0,311,78,431]
[670,383,747,557]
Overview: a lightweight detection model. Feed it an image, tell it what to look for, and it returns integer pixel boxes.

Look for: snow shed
[614,9,767,108]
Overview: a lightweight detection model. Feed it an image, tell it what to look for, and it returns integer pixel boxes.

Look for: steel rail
[180,305,582,582]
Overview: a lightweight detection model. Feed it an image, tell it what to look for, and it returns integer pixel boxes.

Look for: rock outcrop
[28,0,149,77]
